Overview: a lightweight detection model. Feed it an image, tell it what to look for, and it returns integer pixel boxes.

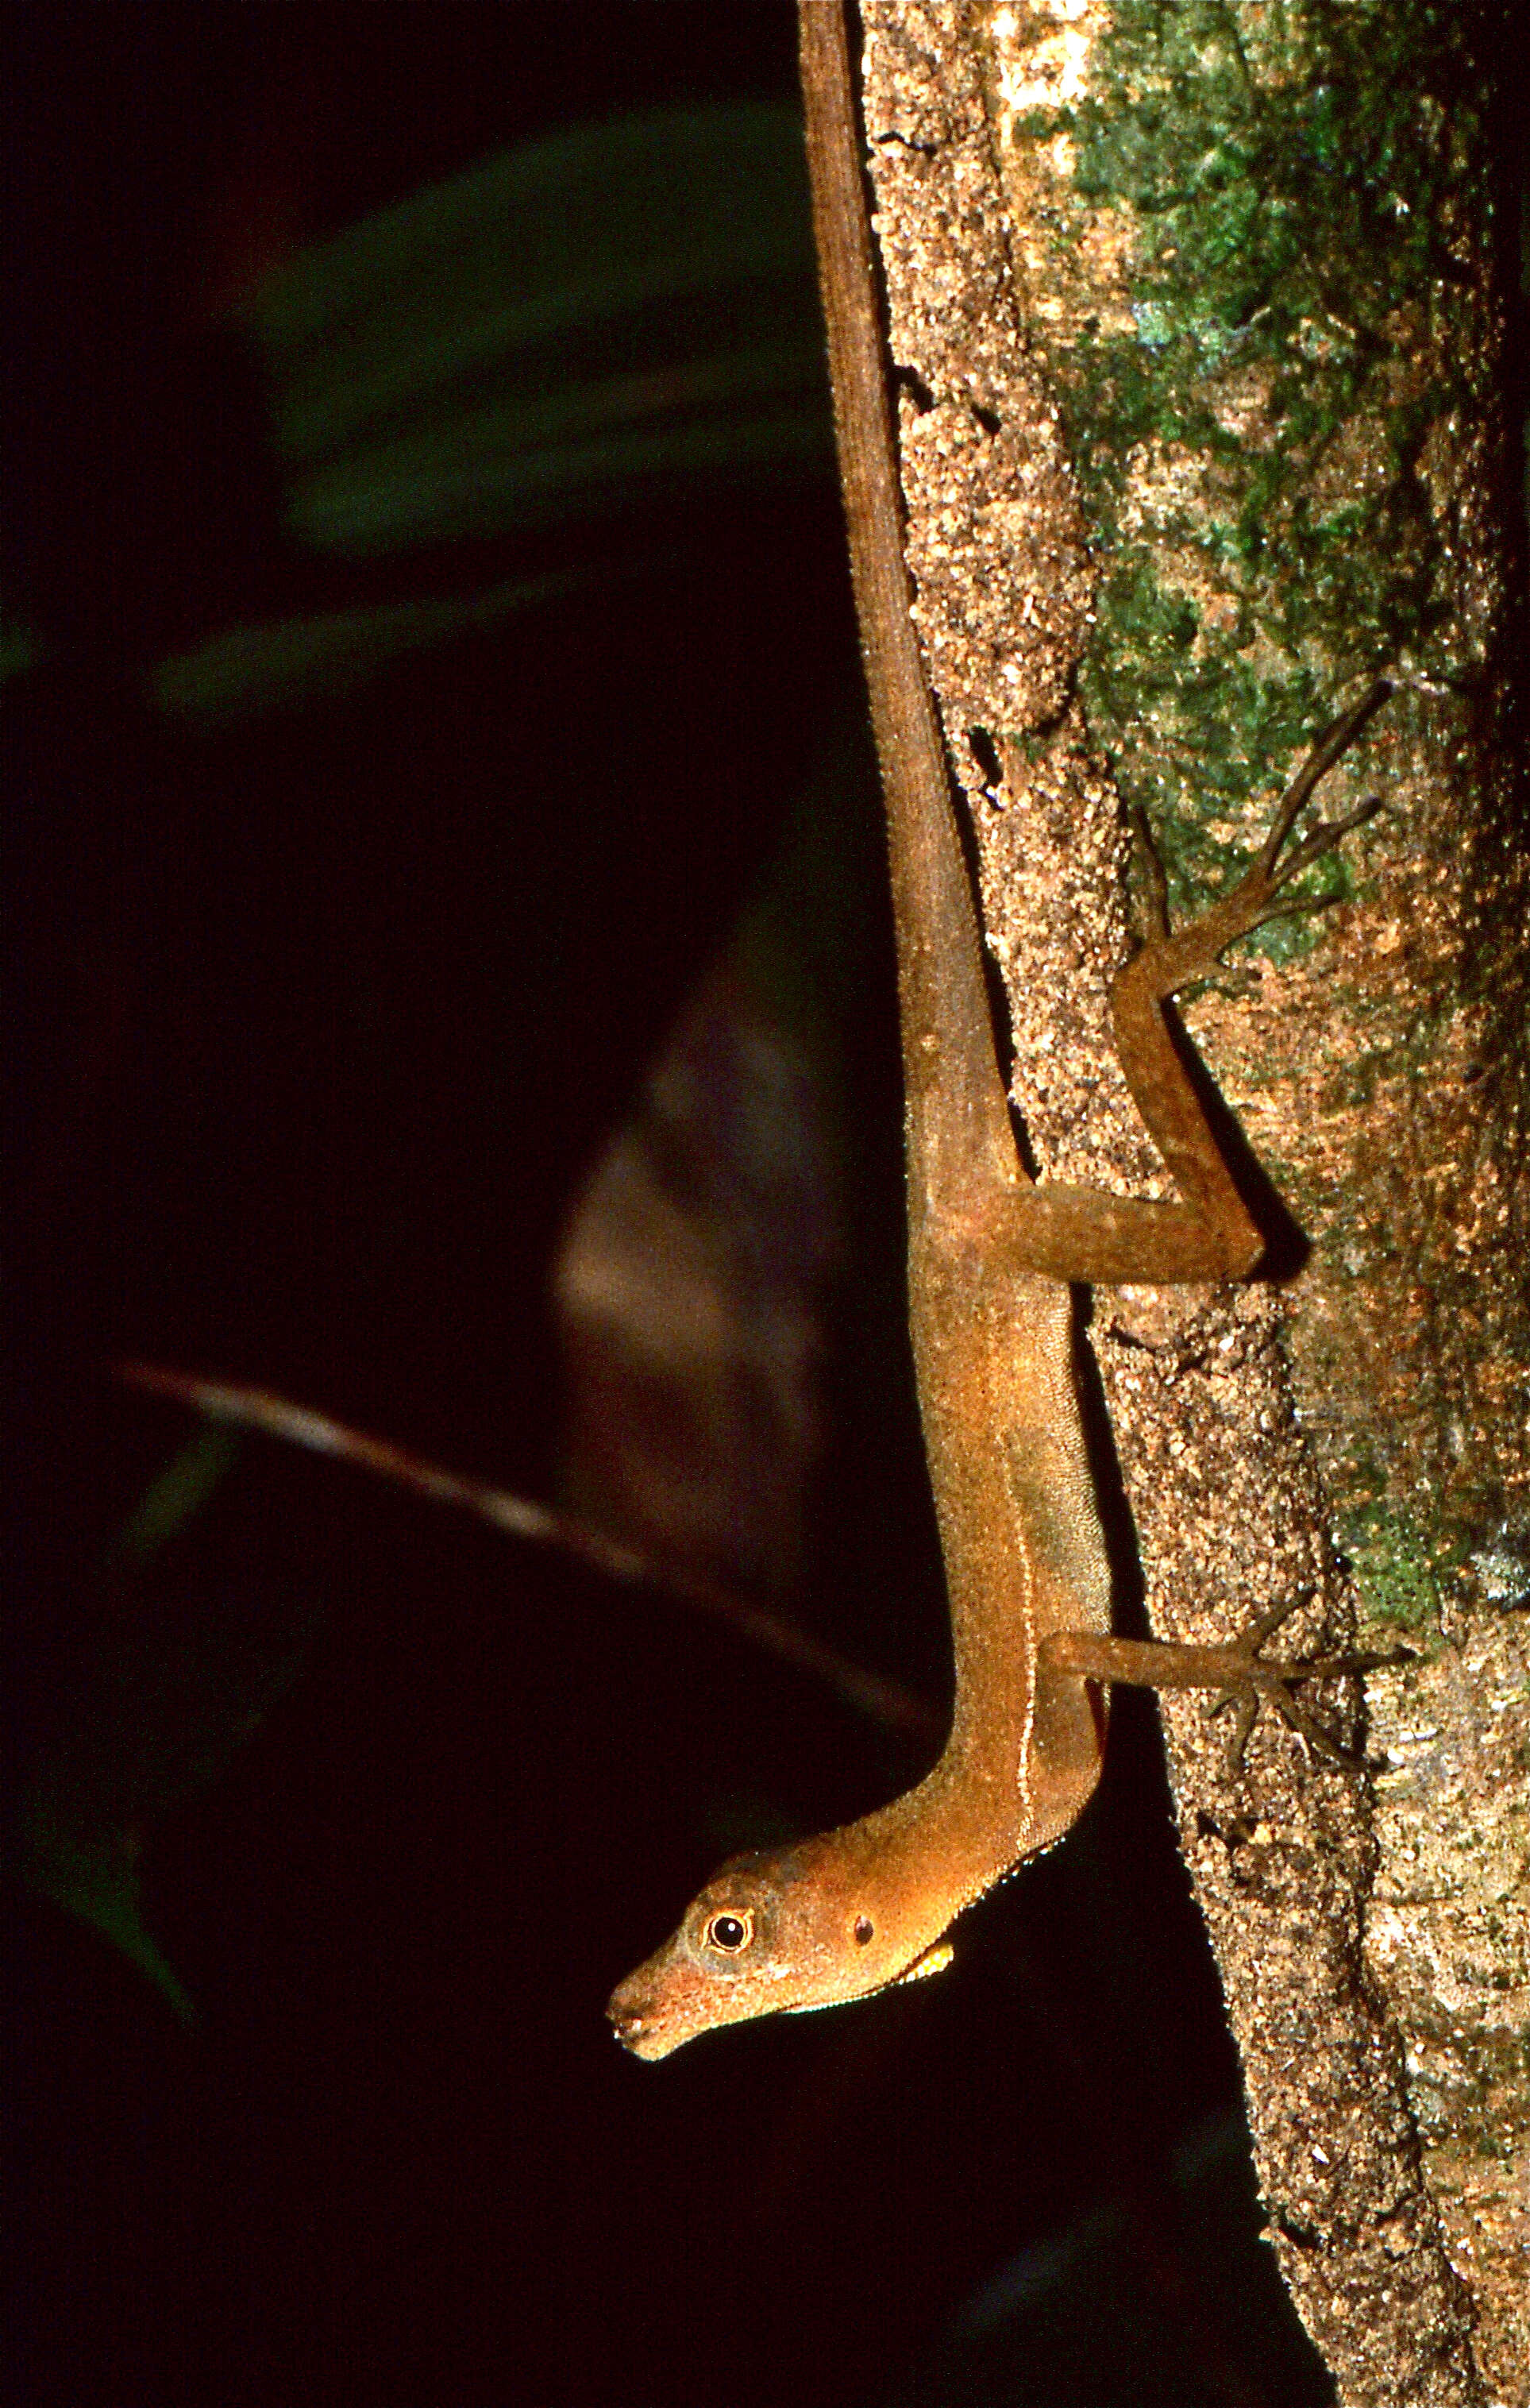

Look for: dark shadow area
[1156,998,1312,1282]
[5,10,1335,2406]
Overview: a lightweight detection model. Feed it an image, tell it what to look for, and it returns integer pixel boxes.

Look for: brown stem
[113,1359,940,1744]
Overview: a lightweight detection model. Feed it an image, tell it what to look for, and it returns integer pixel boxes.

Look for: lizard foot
[1040,1593,1413,1777]
[1124,677,1394,1003]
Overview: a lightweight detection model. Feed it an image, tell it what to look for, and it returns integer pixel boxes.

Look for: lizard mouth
[606,1977,684,2061]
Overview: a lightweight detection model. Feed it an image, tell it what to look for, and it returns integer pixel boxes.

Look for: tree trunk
[850,2,1526,2398]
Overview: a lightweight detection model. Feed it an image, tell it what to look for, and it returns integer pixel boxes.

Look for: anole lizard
[608,0,1392,2061]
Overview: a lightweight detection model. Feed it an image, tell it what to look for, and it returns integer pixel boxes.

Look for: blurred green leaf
[0,619,40,682]
[112,1423,241,1564]
[241,102,830,557]
[17,1803,198,2026]
[10,1436,318,2020]
[152,566,588,724]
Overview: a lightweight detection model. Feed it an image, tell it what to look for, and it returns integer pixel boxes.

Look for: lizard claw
[1119,677,1395,1006]
[1211,1591,1412,1776]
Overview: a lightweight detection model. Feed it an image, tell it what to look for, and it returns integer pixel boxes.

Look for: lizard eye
[853,1916,874,1945]
[705,1910,754,1954]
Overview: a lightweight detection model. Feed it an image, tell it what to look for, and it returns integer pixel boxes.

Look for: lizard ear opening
[853,1916,875,1945]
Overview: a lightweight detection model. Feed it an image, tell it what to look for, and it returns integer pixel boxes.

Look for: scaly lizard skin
[608,0,1392,2063]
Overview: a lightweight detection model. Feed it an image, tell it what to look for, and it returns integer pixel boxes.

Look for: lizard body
[608,0,1389,2061]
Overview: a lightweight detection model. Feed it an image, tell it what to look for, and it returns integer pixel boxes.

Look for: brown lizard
[607,0,1392,2061]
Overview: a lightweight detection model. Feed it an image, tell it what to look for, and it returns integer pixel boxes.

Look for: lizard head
[607,1826,954,2060]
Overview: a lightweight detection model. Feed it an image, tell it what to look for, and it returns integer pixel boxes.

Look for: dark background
[6,8,1335,2404]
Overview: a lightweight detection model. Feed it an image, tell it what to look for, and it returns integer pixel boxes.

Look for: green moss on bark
[1004,0,1497,919]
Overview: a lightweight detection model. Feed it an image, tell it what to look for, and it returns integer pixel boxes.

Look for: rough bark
[850,2,1527,2400]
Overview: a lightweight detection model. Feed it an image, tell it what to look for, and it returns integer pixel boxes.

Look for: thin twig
[113,1360,941,1745]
